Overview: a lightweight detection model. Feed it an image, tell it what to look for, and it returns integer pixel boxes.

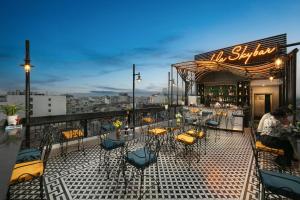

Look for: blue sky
[0,0,300,96]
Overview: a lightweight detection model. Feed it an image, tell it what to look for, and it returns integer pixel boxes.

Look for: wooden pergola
[171,34,298,110]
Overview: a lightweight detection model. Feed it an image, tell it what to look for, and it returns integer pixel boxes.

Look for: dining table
[0,125,24,200]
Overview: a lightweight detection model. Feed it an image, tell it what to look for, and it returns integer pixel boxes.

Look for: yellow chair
[148,128,167,136]
[60,127,85,159]
[8,127,54,200]
[186,129,207,155]
[256,140,284,156]
[143,117,154,124]
[174,128,204,169]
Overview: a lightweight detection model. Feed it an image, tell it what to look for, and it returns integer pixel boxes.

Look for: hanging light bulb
[275,58,283,68]
[269,76,274,81]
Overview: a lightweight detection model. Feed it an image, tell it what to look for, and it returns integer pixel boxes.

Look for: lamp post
[21,40,32,148]
[167,71,176,126]
[132,64,141,136]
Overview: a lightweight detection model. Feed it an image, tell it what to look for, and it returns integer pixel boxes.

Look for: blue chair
[123,128,161,199]
[16,125,53,163]
[98,131,125,179]
[260,170,300,199]
[205,114,221,142]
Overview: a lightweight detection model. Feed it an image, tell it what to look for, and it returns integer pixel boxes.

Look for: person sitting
[260,107,295,167]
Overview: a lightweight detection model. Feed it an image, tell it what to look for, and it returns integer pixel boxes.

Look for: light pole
[167,71,175,126]
[21,40,33,148]
[132,64,141,136]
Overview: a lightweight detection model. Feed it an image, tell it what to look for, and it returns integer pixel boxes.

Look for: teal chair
[205,114,221,142]
[123,128,161,199]
[16,125,53,163]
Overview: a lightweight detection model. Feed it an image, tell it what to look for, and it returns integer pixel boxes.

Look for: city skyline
[0,0,300,97]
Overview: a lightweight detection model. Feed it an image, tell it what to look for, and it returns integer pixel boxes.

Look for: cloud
[94,85,128,91]
[32,74,68,84]
[75,33,185,75]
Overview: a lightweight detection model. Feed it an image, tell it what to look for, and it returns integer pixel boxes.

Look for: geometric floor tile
[10,129,254,200]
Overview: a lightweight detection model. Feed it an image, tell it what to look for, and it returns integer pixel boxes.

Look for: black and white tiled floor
[8,129,261,200]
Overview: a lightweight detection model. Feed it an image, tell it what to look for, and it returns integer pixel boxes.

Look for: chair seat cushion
[148,128,167,136]
[202,111,213,116]
[125,147,157,169]
[185,118,195,124]
[101,139,125,150]
[206,120,219,126]
[62,129,84,139]
[256,141,284,156]
[16,148,41,163]
[10,160,44,184]
[175,133,196,145]
[143,117,154,123]
[186,129,205,138]
[260,170,300,199]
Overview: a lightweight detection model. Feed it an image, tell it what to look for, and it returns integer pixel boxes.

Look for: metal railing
[24,105,179,148]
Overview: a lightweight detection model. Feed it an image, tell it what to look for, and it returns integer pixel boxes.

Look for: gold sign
[210,43,276,65]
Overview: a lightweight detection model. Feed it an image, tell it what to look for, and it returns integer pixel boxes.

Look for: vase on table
[116,128,121,139]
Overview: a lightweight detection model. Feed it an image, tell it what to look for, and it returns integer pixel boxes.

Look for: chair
[140,115,155,142]
[249,123,285,161]
[16,125,53,163]
[249,128,300,200]
[174,124,206,169]
[98,128,125,179]
[206,112,221,142]
[60,124,85,159]
[186,126,207,155]
[122,128,161,199]
[7,125,55,200]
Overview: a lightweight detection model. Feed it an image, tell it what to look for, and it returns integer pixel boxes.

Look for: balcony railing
[25,105,180,148]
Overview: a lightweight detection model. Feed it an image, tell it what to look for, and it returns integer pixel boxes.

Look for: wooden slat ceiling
[173,60,283,82]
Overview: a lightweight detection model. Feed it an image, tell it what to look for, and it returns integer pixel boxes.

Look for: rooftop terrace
[6,108,300,200]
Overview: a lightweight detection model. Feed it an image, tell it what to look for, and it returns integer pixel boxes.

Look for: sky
[0,0,300,97]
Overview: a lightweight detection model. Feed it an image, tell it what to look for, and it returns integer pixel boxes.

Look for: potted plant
[0,104,22,125]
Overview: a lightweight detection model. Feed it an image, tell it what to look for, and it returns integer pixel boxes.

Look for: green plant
[0,104,23,116]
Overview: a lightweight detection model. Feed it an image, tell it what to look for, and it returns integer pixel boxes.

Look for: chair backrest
[144,134,161,160]
[248,123,264,182]
[38,124,52,153]
[41,125,56,171]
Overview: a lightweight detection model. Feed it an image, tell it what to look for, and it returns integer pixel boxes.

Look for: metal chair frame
[120,126,162,199]
[249,126,299,200]
[60,124,86,160]
[174,123,206,170]
[7,125,55,200]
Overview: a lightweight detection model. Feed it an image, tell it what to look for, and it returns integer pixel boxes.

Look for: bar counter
[0,125,24,200]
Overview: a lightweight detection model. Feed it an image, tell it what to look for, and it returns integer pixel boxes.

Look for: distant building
[149,94,167,104]
[0,92,66,119]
